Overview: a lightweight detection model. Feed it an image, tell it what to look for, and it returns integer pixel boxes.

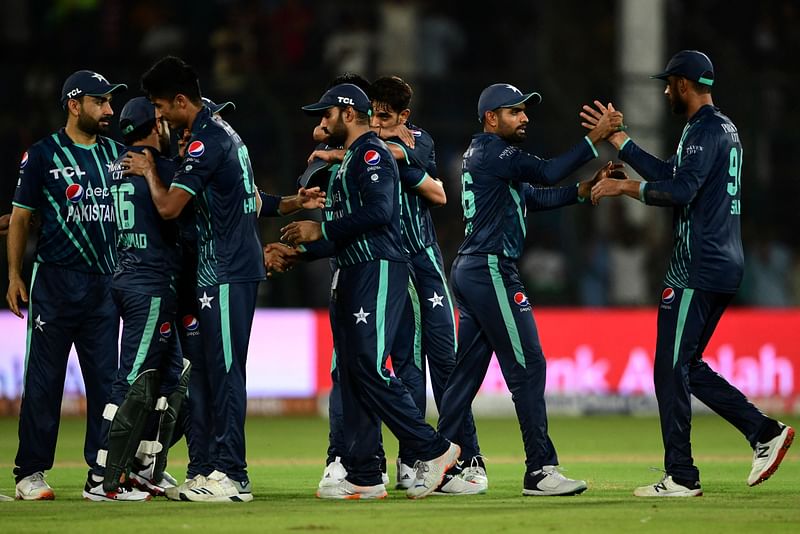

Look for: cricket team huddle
[4,49,793,502]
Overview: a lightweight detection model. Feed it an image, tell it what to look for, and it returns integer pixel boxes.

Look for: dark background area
[1,0,797,309]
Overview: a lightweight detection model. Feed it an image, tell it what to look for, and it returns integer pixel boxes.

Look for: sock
[758,420,783,444]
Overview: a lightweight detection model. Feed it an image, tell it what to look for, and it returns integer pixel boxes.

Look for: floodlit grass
[0,415,797,533]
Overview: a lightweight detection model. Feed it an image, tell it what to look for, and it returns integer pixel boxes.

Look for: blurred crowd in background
[1,0,798,309]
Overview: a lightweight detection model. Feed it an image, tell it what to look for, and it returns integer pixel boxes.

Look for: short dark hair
[121,119,156,146]
[141,56,202,104]
[328,73,371,97]
[370,76,413,113]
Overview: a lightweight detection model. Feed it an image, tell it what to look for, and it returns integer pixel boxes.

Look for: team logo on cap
[65,184,84,203]
[364,150,381,165]
[513,291,529,307]
[661,287,676,304]
[20,152,29,168]
[182,315,199,332]
[188,141,205,158]
[159,322,172,338]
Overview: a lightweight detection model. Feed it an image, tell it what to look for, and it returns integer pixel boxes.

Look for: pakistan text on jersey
[66,204,115,222]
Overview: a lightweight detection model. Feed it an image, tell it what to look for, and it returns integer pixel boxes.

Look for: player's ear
[399,109,410,124]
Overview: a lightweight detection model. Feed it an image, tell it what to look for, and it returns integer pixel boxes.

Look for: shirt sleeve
[299,240,336,261]
[618,138,677,182]
[523,183,579,211]
[13,146,45,211]
[170,134,222,196]
[492,137,597,186]
[258,190,282,218]
[321,148,396,242]
[641,128,716,206]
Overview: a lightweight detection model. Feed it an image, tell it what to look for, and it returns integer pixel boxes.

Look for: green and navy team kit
[619,104,743,292]
[438,132,597,471]
[169,105,265,484]
[12,130,124,480]
[317,132,450,485]
[106,147,183,407]
[619,105,770,482]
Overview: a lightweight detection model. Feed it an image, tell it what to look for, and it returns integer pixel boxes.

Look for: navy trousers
[654,286,772,481]
[438,254,558,473]
[195,282,259,484]
[332,260,450,485]
[14,263,118,481]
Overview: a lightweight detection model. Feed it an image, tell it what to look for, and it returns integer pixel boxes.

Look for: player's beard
[668,80,687,115]
[77,111,111,136]
[325,115,348,147]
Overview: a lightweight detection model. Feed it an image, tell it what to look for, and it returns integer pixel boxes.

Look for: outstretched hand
[280,220,322,246]
[581,101,628,147]
[578,161,628,200]
[296,187,326,210]
[122,149,156,178]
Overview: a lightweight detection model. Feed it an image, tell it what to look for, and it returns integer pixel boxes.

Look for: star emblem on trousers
[34,314,46,332]
[428,291,444,308]
[199,291,214,310]
[353,307,370,324]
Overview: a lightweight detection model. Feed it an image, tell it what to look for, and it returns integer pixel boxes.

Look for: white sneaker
[435,471,487,495]
[15,472,55,501]
[395,459,416,490]
[316,479,387,500]
[319,457,347,489]
[406,442,461,500]
[748,424,795,486]
[130,468,178,497]
[523,466,587,496]
[178,470,253,502]
[633,475,702,497]
[0,494,13,501]
[461,456,489,488]
[82,475,152,501]
[165,474,207,501]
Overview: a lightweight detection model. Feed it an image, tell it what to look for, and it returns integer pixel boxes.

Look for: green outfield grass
[0,415,797,533]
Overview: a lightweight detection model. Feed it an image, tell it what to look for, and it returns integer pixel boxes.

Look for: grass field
[0,414,798,533]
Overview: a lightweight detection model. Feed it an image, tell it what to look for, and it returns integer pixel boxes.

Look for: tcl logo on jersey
[364,150,380,165]
[20,152,29,168]
[49,165,87,180]
[188,141,205,158]
[65,184,84,203]
[661,287,676,304]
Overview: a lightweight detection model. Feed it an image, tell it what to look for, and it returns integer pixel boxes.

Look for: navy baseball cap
[478,83,542,122]
[302,83,371,115]
[61,70,127,105]
[119,97,156,136]
[651,50,715,86]
[203,97,236,116]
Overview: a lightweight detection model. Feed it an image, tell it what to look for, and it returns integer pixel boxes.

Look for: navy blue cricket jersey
[319,131,406,267]
[619,105,744,292]
[109,147,180,294]
[13,129,124,274]
[385,123,438,254]
[458,132,596,259]
[170,106,265,286]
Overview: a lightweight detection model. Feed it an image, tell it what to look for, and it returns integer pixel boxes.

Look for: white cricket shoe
[130,468,178,497]
[406,442,461,500]
[178,470,253,502]
[395,459,416,490]
[165,474,207,501]
[634,474,702,497]
[15,472,55,501]
[319,457,347,489]
[748,424,795,486]
[0,493,13,501]
[461,456,489,487]
[82,475,151,501]
[316,479,388,500]
[523,466,587,496]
